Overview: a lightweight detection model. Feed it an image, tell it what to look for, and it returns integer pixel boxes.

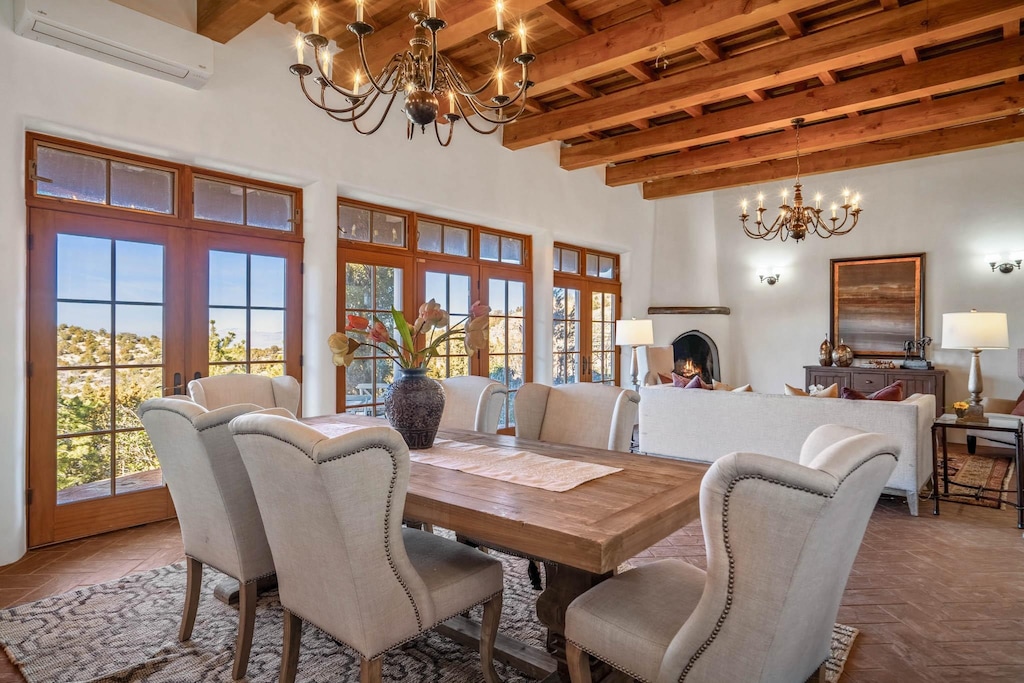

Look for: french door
[27,209,301,546]
[553,278,621,386]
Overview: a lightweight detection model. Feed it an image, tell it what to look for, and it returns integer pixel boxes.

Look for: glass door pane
[553,286,581,385]
[55,235,166,504]
[208,251,288,378]
[486,276,528,428]
[421,266,475,380]
[590,290,618,385]
[344,262,404,415]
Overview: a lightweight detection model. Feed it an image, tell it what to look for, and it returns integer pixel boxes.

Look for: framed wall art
[830,253,925,358]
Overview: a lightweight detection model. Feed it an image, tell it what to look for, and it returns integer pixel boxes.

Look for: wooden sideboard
[804,365,946,417]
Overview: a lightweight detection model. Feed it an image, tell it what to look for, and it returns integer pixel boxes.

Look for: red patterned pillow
[658,373,673,384]
[841,380,904,402]
[672,373,710,389]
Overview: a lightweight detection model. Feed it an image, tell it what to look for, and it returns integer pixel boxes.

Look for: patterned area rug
[0,553,857,682]
[935,449,1016,509]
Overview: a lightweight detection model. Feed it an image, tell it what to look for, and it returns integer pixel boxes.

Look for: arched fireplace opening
[672,330,721,384]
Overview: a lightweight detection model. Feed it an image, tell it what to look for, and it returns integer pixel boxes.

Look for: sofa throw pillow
[713,380,753,392]
[784,383,839,398]
[657,373,673,384]
[1011,399,1024,417]
[673,373,710,389]
[841,380,904,402]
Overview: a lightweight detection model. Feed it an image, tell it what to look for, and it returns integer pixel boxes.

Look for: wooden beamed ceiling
[202,0,1024,199]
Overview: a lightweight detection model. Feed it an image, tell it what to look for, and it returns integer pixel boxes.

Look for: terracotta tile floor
[3,458,1023,682]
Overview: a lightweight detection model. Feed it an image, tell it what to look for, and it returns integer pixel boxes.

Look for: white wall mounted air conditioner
[14,0,214,89]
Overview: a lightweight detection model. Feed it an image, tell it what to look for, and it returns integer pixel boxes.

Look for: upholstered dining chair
[188,373,301,416]
[515,382,640,452]
[439,375,508,434]
[138,397,281,680]
[563,424,899,683]
[229,414,505,683]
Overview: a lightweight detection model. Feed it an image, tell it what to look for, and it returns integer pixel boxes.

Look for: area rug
[934,449,1015,509]
[0,553,857,682]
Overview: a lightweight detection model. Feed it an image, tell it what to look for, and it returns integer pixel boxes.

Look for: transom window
[32,142,177,216]
[193,176,296,232]
[338,204,408,247]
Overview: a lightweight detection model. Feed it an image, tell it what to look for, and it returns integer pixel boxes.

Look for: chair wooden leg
[279,610,302,683]
[179,557,202,641]
[232,581,258,680]
[479,594,503,683]
[566,641,593,683]
[360,656,382,683]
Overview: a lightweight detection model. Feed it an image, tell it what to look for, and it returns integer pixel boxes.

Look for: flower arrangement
[952,401,969,412]
[328,299,490,370]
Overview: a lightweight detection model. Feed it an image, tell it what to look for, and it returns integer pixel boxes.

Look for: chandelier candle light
[739,118,863,242]
[291,1,536,145]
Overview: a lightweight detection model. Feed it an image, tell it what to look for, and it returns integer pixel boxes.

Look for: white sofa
[638,385,935,515]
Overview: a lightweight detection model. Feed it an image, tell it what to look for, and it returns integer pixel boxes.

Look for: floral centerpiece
[328,299,490,449]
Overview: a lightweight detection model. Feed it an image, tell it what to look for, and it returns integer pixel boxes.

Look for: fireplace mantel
[648,306,731,315]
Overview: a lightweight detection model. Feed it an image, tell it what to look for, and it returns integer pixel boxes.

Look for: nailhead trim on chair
[234,429,423,631]
[677,451,896,682]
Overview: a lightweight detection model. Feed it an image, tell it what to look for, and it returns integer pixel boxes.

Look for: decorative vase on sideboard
[832,339,854,367]
[819,335,834,366]
[384,367,445,449]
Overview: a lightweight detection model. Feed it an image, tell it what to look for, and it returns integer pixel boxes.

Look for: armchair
[515,382,640,452]
[230,414,504,683]
[189,373,301,416]
[439,376,508,434]
[565,425,899,683]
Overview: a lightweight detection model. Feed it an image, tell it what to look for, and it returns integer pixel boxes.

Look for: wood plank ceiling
[200,0,1024,199]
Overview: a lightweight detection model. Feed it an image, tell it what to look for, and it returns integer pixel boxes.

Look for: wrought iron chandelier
[739,118,862,241]
[290,1,535,146]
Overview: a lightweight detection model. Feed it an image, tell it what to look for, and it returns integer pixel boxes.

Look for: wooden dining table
[304,414,709,682]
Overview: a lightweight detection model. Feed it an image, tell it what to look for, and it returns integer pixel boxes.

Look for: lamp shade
[941,311,1009,350]
[615,319,654,346]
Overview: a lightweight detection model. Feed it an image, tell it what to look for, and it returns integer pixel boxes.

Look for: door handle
[194,371,202,381]
[169,372,183,395]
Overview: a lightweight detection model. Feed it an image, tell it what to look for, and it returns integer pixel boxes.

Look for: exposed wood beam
[694,40,724,63]
[777,12,804,38]
[525,99,551,114]
[566,82,602,99]
[1006,20,1022,37]
[643,116,1024,198]
[335,0,550,74]
[560,35,1024,170]
[684,106,705,118]
[198,0,282,43]
[624,63,658,83]
[631,120,651,130]
[818,70,838,85]
[524,0,827,97]
[537,1,593,37]
[746,89,768,102]
[605,81,1024,186]
[503,0,1024,150]
[879,0,900,9]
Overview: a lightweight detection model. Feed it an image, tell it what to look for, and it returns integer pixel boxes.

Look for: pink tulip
[470,300,490,318]
[369,321,390,343]
[418,299,449,329]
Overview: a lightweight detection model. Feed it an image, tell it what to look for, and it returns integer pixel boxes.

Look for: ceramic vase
[832,339,854,367]
[818,335,834,367]
[384,367,445,449]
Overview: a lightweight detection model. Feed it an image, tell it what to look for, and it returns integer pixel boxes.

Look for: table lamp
[615,318,654,391]
[941,310,1009,424]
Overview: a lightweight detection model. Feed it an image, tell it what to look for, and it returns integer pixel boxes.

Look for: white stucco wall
[0,2,654,564]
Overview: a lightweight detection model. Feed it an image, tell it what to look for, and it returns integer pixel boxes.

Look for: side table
[931,413,1024,528]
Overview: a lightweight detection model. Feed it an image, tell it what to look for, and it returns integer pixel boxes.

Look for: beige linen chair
[515,383,640,452]
[138,397,280,680]
[188,373,301,416]
[968,348,1024,452]
[439,376,508,433]
[637,345,674,386]
[229,414,504,683]
[564,425,899,683]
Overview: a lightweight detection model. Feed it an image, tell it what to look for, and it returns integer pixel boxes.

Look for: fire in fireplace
[672,330,721,384]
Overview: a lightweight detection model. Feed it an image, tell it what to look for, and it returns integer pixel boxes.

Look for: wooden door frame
[26,208,184,547]
[416,258,483,378]
[552,274,622,385]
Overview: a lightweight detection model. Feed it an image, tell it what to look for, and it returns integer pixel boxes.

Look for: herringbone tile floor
[3,449,1022,682]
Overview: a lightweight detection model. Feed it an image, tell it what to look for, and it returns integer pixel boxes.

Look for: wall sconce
[758,270,781,285]
[990,259,1021,274]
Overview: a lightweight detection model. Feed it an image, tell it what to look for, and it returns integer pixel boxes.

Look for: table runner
[410,439,622,492]
[303,420,621,492]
